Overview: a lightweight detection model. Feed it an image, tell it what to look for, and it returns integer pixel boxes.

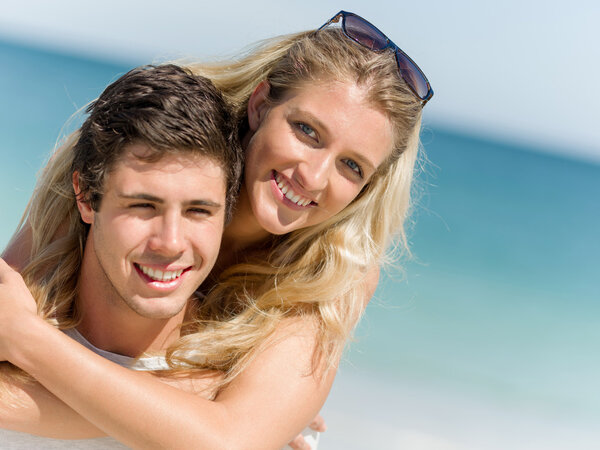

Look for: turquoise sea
[1,40,599,449]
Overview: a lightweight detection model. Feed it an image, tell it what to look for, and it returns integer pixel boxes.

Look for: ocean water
[1,40,599,449]
[321,130,600,449]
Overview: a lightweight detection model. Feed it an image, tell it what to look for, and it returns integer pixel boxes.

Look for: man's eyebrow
[118,193,222,208]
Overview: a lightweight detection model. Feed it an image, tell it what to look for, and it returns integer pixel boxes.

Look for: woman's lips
[271,171,315,209]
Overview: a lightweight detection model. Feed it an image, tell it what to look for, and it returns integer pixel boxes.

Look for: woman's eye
[297,122,317,140]
[343,159,363,177]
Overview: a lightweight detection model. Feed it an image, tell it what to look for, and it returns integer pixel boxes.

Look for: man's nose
[148,212,186,256]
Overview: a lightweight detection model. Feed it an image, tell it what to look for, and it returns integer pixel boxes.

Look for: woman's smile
[271,170,316,209]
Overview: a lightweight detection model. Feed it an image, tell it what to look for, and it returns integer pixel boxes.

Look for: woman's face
[243,80,394,235]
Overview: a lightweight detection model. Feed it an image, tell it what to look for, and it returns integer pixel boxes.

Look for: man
[0,64,242,447]
[66,63,241,364]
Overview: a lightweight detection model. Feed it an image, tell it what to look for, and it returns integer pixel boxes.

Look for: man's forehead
[116,142,225,172]
[103,144,227,199]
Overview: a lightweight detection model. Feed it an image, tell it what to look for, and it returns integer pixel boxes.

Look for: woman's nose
[295,152,335,192]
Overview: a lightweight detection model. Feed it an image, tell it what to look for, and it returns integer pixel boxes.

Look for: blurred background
[1,1,598,448]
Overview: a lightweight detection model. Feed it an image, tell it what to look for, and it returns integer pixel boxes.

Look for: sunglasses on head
[318,10,433,105]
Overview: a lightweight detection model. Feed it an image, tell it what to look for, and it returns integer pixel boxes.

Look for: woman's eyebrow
[289,108,329,135]
[349,153,377,174]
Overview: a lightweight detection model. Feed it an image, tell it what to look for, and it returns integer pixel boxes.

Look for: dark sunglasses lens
[343,15,388,51]
[395,50,430,100]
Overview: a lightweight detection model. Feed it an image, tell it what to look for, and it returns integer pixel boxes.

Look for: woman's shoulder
[358,264,381,308]
[1,225,33,272]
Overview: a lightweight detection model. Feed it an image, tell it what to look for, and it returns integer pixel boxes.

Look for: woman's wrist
[4,313,56,371]
[0,258,52,367]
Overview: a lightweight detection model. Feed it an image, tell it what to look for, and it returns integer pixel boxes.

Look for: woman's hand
[0,258,39,361]
[287,413,327,449]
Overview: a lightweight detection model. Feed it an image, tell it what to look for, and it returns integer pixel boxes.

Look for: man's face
[77,143,226,321]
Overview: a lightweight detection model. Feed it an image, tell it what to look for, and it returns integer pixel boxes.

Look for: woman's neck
[217,185,272,269]
[213,129,273,271]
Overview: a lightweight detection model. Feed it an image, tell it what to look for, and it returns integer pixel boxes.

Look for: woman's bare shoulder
[213,314,335,446]
[360,264,381,308]
[1,225,33,272]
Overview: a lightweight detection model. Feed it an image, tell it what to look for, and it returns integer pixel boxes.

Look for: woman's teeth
[138,264,184,282]
[275,173,312,206]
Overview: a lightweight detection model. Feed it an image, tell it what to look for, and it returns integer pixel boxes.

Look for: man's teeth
[275,173,312,206]
[138,265,184,282]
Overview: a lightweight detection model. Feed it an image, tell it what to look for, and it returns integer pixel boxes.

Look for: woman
[0,10,432,449]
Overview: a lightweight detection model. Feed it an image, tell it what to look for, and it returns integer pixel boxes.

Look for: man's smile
[133,263,192,290]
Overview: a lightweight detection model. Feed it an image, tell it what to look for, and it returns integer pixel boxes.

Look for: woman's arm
[0,259,340,449]
[0,370,104,438]
[0,366,221,438]
[5,312,334,449]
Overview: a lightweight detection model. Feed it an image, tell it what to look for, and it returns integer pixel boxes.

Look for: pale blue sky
[1,0,599,162]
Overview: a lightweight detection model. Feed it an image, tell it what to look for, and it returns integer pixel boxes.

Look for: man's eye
[297,122,317,140]
[130,203,154,209]
[189,208,211,216]
[343,159,363,177]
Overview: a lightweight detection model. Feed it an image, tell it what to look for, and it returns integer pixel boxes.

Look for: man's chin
[125,295,189,320]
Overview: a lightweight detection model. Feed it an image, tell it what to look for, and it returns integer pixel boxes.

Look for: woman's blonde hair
[15,28,424,388]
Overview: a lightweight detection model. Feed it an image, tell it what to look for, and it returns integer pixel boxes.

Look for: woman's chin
[256,213,306,236]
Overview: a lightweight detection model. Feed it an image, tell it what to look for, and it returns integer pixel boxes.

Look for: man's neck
[75,302,185,358]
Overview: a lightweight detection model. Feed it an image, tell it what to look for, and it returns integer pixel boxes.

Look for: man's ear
[247,80,270,132]
[72,171,94,225]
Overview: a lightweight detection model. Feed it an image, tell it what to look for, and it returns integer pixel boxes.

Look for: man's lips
[133,263,191,283]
